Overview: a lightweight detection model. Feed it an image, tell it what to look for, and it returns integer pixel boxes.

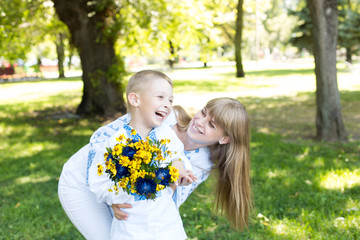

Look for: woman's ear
[128,92,140,107]
[219,136,230,145]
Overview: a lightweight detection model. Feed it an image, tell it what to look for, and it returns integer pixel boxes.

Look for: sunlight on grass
[319,169,360,190]
[15,175,53,185]
[266,169,288,178]
[269,218,307,239]
[345,198,360,212]
[0,80,83,104]
[333,215,360,230]
[20,142,60,158]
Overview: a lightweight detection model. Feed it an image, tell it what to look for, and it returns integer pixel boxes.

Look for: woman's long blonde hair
[174,97,252,230]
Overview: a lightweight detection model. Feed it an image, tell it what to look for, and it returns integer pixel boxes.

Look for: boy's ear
[219,136,230,145]
[128,92,140,107]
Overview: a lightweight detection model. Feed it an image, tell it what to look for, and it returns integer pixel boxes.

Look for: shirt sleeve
[172,148,212,208]
[156,125,192,172]
[88,128,131,206]
[86,115,130,184]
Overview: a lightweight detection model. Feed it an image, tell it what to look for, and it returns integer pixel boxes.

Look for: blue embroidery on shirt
[86,148,96,184]
[108,124,120,131]
[132,191,162,201]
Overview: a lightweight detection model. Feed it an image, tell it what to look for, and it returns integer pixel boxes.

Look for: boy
[88,70,194,240]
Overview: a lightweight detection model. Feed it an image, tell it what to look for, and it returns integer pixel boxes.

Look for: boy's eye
[201,109,206,116]
[158,96,164,99]
[209,122,215,129]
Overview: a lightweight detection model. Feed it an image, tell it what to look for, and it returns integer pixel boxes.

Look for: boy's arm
[86,115,130,183]
[88,129,129,206]
[171,159,197,186]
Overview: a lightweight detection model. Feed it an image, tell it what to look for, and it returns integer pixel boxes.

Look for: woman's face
[186,107,229,146]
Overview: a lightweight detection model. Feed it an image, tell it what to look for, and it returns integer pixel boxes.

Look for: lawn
[1,60,359,239]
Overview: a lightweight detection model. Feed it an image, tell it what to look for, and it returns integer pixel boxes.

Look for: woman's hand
[111,203,133,221]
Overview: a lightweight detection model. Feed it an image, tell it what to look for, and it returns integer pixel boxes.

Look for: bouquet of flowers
[97,131,179,200]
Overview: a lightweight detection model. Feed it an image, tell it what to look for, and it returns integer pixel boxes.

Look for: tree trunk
[345,47,352,63]
[168,40,175,68]
[307,0,348,142]
[235,0,245,78]
[52,0,126,116]
[56,32,65,78]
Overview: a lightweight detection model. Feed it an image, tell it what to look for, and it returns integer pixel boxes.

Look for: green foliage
[338,1,360,52]
[289,0,360,54]
[88,55,126,94]
[0,0,56,61]
[1,64,359,239]
[288,7,313,52]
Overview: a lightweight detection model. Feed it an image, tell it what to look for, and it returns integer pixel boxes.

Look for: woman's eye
[201,109,206,116]
[158,96,164,99]
[209,122,215,129]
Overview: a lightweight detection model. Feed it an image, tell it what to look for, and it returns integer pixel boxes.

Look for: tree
[288,7,313,53]
[235,0,245,77]
[338,0,360,63]
[52,0,126,115]
[306,0,347,141]
[0,0,46,62]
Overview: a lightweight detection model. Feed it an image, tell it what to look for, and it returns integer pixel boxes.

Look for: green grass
[1,61,360,239]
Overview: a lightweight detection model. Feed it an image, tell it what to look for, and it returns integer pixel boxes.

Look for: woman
[58,97,252,239]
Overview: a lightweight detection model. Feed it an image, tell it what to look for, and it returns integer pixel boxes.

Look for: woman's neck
[172,124,205,151]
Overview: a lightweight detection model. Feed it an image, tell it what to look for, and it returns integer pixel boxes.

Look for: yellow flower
[138,170,146,178]
[116,134,126,142]
[119,156,130,167]
[135,150,152,164]
[134,141,143,150]
[97,164,104,176]
[108,162,117,177]
[131,129,137,135]
[113,144,123,155]
[114,184,119,192]
[156,184,165,191]
[119,177,129,189]
[169,166,179,182]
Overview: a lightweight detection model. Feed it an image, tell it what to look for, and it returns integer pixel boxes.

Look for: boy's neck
[128,119,152,139]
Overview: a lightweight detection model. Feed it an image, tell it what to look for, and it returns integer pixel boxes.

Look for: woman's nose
[197,117,206,127]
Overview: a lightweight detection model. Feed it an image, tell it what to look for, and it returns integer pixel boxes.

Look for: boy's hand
[177,169,197,186]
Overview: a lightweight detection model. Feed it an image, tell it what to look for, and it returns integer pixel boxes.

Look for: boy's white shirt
[88,121,189,239]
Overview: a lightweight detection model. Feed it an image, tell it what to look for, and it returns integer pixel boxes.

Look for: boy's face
[137,78,173,128]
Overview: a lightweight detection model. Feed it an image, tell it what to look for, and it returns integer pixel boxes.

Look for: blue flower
[122,146,137,160]
[116,163,130,178]
[155,168,171,185]
[106,153,113,162]
[136,177,157,195]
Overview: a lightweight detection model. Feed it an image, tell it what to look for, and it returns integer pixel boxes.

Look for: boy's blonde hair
[126,70,173,110]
